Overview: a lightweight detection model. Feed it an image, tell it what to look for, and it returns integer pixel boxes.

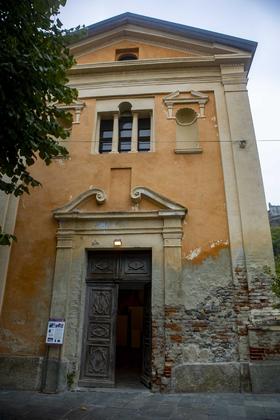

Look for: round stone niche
[176,108,197,126]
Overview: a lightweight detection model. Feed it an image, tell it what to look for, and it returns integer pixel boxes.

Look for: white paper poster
[46,319,65,345]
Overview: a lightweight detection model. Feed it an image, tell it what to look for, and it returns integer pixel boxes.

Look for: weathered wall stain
[184,240,229,264]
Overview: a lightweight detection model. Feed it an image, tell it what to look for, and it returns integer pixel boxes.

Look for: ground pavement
[0,389,280,420]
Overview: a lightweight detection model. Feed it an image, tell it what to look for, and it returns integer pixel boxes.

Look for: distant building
[0,13,279,393]
[269,203,280,227]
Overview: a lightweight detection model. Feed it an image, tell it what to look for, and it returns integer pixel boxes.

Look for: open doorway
[80,250,151,389]
[116,288,145,387]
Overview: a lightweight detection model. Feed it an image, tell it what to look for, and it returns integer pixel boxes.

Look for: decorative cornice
[220,64,248,89]
[68,53,252,76]
[54,210,186,221]
[69,74,221,95]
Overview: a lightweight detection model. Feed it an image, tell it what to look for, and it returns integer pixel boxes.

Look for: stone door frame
[45,186,187,392]
[79,249,152,388]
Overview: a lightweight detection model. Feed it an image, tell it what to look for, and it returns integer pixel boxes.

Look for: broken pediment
[53,188,107,215]
[53,186,187,220]
[131,187,186,211]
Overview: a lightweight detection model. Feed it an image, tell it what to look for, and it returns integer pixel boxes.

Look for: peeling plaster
[183,240,229,265]
[182,248,232,309]
[185,247,201,261]
[209,239,229,249]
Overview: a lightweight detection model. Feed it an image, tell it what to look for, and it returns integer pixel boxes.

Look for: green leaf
[0,0,77,196]
[0,227,17,246]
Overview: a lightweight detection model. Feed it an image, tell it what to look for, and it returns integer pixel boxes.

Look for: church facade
[1,13,279,393]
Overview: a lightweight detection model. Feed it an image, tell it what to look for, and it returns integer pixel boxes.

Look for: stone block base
[171,362,249,392]
[1,356,280,393]
[0,355,43,391]
[42,358,68,393]
[250,362,280,393]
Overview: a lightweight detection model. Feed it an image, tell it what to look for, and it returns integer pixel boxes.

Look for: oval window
[176,108,197,126]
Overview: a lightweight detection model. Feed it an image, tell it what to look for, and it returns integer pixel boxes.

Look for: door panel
[80,283,118,387]
[120,251,151,282]
[87,252,118,279]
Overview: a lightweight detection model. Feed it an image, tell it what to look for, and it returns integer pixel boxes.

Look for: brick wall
[150,265,280,391]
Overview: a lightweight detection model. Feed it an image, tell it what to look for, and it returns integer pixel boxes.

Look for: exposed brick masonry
[152,266,280,390]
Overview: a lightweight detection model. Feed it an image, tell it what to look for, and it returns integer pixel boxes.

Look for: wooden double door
[79,250,151,388]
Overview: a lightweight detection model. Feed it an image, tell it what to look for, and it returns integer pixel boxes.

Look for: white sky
[60,0,280,206]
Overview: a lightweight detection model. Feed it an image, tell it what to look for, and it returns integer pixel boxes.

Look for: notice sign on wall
[46,319,65,345]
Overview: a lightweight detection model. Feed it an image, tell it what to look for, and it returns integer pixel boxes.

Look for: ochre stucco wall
[0,41,229,357]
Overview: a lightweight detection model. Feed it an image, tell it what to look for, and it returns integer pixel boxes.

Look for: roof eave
[79,12,257,54]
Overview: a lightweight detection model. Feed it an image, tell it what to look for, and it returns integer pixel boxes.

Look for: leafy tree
[271,227,280,257]
[0,0,79,244]
[0,0,78,195]
[270,227,280,304]
[271,256,280,299]
[0,227,16,246]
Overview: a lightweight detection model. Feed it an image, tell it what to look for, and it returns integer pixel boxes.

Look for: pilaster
[221,64,274,272]
[219,64,276,368]
[163,217,183,306]
[43,230,73,393]
[0,191,19,314]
